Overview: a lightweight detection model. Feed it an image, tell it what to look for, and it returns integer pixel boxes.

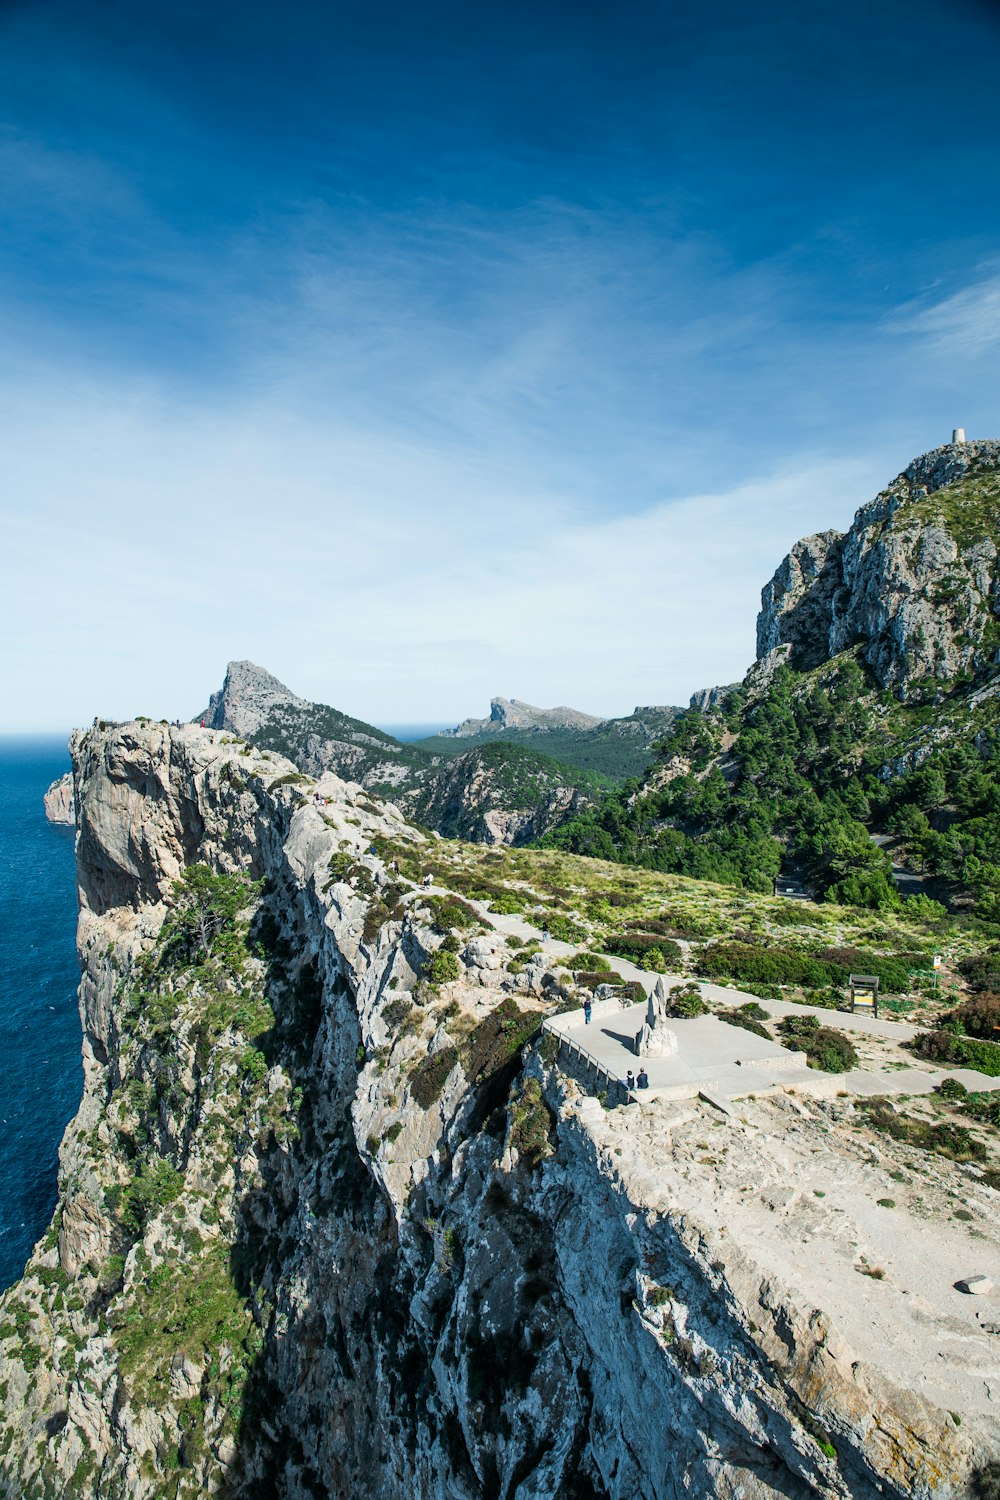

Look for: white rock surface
[43,770,75,825]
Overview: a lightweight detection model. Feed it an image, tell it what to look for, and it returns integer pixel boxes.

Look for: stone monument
[634,976,679,1058]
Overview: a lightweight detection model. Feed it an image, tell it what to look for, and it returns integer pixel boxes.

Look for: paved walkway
[402,879,1000,1104]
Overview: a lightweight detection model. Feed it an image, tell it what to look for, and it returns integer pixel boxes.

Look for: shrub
[363,903,390,943]
[464,999,540,1084]
[568,952,611,971]
[908,1030,1000,1077]
[424,949,461,987]
[959,950,1000,994]
[939,993,1000,1041]
[111,1157,185,1235]
[542,913,586,943]
[428,895,482,935]
[777,1015,858,1073]
[605,933,683,966]
[382,997,413,1030]
[666,982,706,1018]
[488,892,527,914]
[409,1046,459,1108]
[242,1048,268,1083]
[325,852,355,885]
[696,942,830,989]
[508,1077,554,1166]
[268,772,309,791]
[718,1008,769,1038]
[857,1098,987,1161]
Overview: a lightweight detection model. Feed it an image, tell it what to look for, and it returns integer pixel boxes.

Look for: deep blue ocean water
[0,738,81,1291]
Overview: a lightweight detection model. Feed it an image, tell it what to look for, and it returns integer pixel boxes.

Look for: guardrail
[543,1019,633,1106]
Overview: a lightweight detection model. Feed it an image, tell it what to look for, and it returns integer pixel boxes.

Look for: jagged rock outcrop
[756,440,1000,695]
[1,723,998,1498]
[441,697,605,738]
[43,771,76,826]
[688,684,739,712]
[196,659,309,738]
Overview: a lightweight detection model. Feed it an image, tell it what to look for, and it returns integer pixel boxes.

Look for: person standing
[584,998,593,1025]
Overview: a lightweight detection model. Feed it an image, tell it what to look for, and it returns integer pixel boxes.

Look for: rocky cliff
[2,722,998,1499]
[43,771,76,826]
[757,440,1000,696]
[441,698,605,738]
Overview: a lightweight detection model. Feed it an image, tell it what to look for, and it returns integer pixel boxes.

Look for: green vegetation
[409,1046,459,1108]
[424,949,461,987]
[416,706,680,784]
[909,1030,1000,1076]
[857,1098,987,1161]
[410,741,606,841]
[507,1076,554,1166]
[717,1003,771,1038]
[777,1015,859,1072]
[462,998,540,1086]
[605,932,683,968]
[666,982,707,1018]
[544,636,1000,919]
[696,941,920,994]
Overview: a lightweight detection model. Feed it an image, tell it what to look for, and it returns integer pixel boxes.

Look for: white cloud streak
[1,373,888,731]
[890,268,1000,356]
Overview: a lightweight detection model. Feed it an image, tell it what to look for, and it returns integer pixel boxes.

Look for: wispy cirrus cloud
[889,267,1000,356]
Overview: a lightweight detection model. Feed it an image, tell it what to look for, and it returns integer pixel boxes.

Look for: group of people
[624,1068,649,1092]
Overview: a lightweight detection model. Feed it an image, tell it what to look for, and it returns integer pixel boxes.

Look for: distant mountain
[419,703,681,782]
[193,662,602,845]
[547,439,1000,916]
[440,696,605,737]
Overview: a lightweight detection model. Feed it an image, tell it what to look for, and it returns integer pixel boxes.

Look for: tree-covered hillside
[544,654,1000,917]
[416,705,679,783]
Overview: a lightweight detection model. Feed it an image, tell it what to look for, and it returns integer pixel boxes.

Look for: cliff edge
[1,722,998,1498]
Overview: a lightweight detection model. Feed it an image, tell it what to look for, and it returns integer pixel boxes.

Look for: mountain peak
[756,439,1000,693]
[195,660,306,737]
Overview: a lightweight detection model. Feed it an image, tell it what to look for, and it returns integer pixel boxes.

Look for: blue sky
[3,0,1000,730]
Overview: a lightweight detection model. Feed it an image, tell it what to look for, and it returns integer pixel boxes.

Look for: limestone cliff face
[756,441,1000,695]
[43,771,76,826]
[2,725,996,1499]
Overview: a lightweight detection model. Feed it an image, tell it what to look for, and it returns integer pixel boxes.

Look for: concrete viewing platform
[544,993,1000,1108]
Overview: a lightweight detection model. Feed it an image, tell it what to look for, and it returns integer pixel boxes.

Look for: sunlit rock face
[757,440,1000,696]
[43,771,76,826]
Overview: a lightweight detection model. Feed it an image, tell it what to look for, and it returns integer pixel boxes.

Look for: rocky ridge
[441,697,606,738]
[757,440,1000,696]
[2,721,999,1498]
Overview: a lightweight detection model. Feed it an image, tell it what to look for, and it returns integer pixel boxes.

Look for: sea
[378,723,452,742]
[0,737,81,1292]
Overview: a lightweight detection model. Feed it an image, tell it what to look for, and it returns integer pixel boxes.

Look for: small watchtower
[952,427,967,444]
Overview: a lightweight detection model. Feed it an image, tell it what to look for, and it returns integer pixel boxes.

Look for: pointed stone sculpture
[634,977,679,1058]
